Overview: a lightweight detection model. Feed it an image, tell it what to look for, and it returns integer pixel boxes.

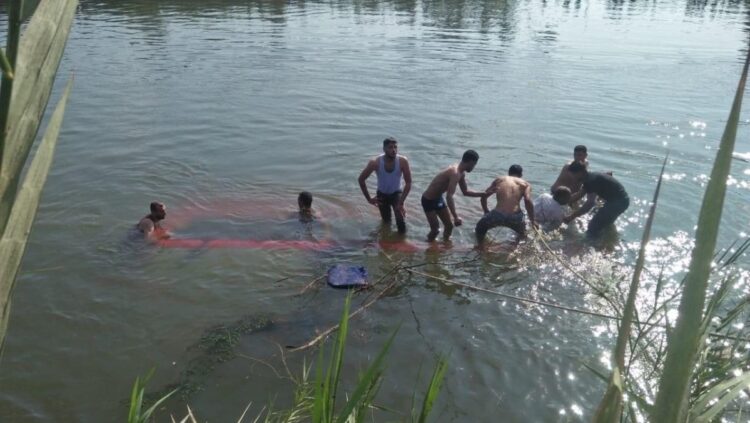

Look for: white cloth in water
[534,193,565,226]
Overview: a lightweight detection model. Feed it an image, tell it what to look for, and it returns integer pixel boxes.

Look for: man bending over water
[562,162,629,237]
[476,164,537,243]
[551,145,588,194]
[534,186,571,230]
[421,150,483,241]
[137,201,168,240]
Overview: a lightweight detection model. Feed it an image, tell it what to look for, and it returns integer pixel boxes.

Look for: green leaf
[690,371,750,423]
[328,294,351,418]
[417,355,448,423]
[21,0,42,22]
[140,387,178,422]
[127,375,142,423]
[0,0,78,233]
[0,78,72,352]
[651,43,750,422]
[334,324,398,423]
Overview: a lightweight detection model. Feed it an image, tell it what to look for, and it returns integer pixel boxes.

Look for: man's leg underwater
[437,208,453,241]
[587,198,629,237]
[425,210,440,241]
[376,191,392,224]
[392,200,406,234]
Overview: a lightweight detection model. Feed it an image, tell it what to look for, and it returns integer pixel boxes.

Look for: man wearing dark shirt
[562,162,629,236]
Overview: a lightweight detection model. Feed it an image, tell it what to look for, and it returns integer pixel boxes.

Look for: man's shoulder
[137,217,154,232]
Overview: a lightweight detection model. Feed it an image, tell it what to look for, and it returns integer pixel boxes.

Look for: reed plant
[591,45,750,422]
[134,294,448,422]
[0,0,77,353]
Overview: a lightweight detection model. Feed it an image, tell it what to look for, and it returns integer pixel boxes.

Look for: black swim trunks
[376,190,406,233]
[421,195,446,212]
[475,209,525,241]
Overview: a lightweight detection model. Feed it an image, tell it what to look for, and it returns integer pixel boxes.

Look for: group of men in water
[139,138,630,245]
[357,137,630,243]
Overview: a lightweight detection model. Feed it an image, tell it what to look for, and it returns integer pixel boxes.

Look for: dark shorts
[376,190,406,233]
[475,209,525,241]
[421,195,446,213]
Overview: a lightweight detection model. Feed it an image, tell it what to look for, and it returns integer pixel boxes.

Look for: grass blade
[417,355,448,423]
[328,294,352,419]
[651,44,750,422]
[0,0,78,233]
[0,78,72,352]
[334,324,398,423]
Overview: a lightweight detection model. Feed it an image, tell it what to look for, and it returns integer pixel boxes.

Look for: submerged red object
[158,238,334,250]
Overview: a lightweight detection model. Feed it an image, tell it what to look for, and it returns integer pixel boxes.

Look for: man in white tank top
[357,137,412,233]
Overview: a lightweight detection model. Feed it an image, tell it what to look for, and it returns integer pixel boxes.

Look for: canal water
[1,0,749,421]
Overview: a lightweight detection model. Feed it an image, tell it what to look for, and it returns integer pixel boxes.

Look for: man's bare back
[475,166,537,243]
[423,165,462,200]
[485,176,529,214]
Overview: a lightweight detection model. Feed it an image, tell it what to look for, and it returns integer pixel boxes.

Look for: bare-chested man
[358,137,412,233]
[550,145,588,194]
[421,150,483,241]
[475,164,537,243]
[137,201,168,240]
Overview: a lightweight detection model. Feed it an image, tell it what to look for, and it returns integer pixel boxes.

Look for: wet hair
[298,191,313,208]
[461,149,479,163]
[383,137,398,148]
[568,161,587,174]
[150,202,163,213]
[574,145,587,154]
[552,186,572,205]
[508,164,523,177]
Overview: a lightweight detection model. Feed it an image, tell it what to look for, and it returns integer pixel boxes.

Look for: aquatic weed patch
[157,314,274,400]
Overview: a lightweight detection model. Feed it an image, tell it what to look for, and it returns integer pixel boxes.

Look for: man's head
[150,201,166,221]
[508,164,523,177]
[552,186,572,205]
[574,145,588,163]
[298,191,313,210]
[382,137,398,158]
[460,149,479,173]
[568,161,587,180]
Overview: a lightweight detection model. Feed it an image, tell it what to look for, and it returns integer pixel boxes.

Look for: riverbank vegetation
[129,295,448,423]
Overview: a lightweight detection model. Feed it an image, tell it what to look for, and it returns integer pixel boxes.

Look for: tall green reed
[591,44,750,422]
[0,0,77,353]
[651,43,750,423]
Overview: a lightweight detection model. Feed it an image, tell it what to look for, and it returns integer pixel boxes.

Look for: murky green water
[1,0,749,421]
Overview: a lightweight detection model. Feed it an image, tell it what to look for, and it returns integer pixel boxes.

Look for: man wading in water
[358,137,412,233]
[421,150,484,241]
[475,164,538,244]
[137,201,169,240]
[562,161,629,237]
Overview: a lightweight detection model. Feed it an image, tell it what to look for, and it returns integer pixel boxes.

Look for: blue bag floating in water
[327,265,368,289]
